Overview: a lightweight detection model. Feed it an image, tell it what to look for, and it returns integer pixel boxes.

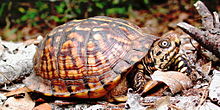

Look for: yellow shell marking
[65,56,74,70]
[73,91,89,98]
[59,70,66,78]
[93,33,102,40]
[92,28,106,32]
[67,70,83,79]
[68,32,84,42]
[89,86,108,98]
[75,26,91,31]
[87,41,95,51]
[48,71,53,79]
[88,55,96,65]
[75,57,83,68]
[55,36,61,43]
[65,27,72,32]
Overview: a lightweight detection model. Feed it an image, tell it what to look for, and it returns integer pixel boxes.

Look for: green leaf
[55,2,66,14]
[32,22,37,26]
[40,13,48,19]
[75,8,81,14]
[60,16,68,22]
[95,2,104,9]
[18,7,25,13]
[0,3,7,16]
[106,7,126,15]
[144,0,149,4]
[112,0,119,5]
[35,1,48,11]
[21,15,28,21]
[50,16,60,22]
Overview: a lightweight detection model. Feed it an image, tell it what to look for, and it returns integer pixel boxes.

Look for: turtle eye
[159,40,170,48]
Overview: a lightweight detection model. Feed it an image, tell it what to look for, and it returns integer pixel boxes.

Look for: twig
[196,87,209,110]
[177,1,220,58]
[169,104,184,110]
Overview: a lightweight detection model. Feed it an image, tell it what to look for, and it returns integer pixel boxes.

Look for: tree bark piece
[177,1,220,58]
[0,39,37,86]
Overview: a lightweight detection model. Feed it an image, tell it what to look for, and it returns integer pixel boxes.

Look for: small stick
[177,1,220,58]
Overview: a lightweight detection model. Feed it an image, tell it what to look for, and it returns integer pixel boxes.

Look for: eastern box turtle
[24,16,191,102]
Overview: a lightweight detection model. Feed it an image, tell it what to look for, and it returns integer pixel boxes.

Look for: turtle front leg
[127,63,160,96]
[105,66,159,102]
[131,71,159,95]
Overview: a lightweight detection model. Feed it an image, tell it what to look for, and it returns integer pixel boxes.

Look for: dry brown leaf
[201,62,212,75]
[1,88,35,110]
[33,103,52,110]
[151,71,192,94]
[154,96,170,110]
[23,35,43,46]
[5,87,30,97]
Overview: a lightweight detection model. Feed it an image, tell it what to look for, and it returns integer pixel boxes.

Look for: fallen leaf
[154,96,170,110]
[23,35,43,46]
[125,88,146,110]
[151,71,193,94]
[5,87,30,97]
[201,62,212,75]
[1,90,35,110]
[33,103,52,110]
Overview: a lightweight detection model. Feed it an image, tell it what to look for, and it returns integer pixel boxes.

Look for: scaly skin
[128,31,192,96]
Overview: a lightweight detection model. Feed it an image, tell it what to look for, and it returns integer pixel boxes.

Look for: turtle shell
[24,16,158,98]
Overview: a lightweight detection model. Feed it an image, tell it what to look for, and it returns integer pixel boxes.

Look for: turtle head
[145,31,181,72]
